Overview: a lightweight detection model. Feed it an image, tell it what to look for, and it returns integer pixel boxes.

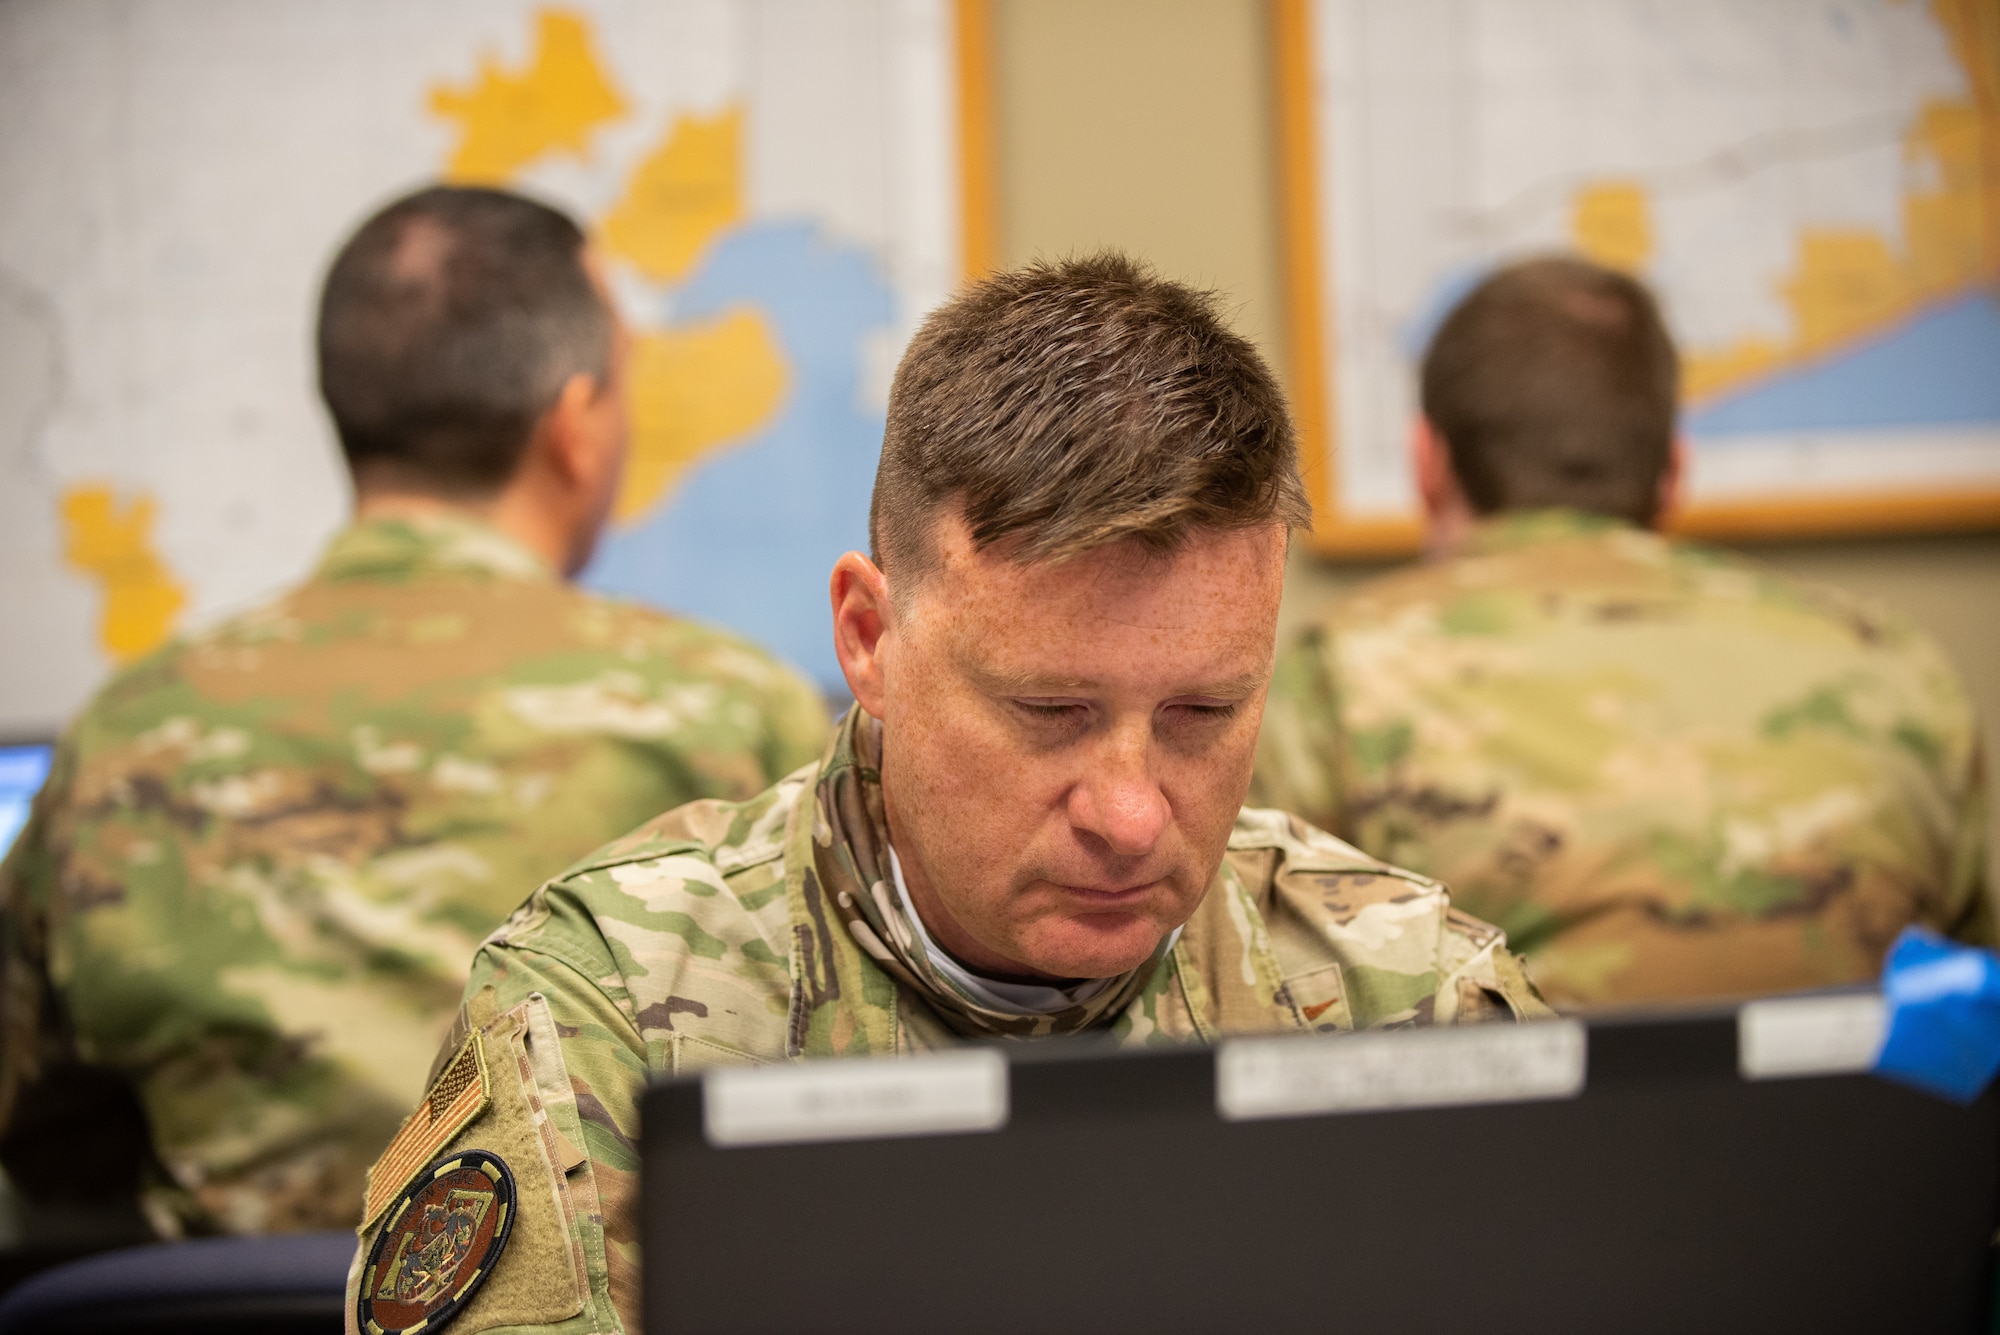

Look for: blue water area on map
[1687,289,2000,438]
[584,221,895,691]
[1400,263,1491,361]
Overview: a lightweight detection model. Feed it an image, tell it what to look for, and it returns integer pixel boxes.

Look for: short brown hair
[1421,257,1679,525]
[870,253,1310,584]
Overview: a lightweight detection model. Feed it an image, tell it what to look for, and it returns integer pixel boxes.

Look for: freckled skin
[831,515,1289,981]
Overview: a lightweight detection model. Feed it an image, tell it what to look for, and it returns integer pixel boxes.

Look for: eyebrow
[969,663,1267,700]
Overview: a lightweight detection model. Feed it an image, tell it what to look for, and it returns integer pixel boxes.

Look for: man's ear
[1655,437,1687,530]
[494,369,623,578]
[1411,417,1453,520]
[1411,417,1474,558]
[830,551,893,720]
[539,372,606,487]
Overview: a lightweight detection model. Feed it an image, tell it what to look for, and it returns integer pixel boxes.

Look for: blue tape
[1872,927,2000,1104]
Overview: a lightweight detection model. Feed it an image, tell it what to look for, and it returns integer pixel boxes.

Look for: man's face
[864,515,1288,981]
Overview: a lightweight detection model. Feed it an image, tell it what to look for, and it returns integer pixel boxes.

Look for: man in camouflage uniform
[1254,257,1991,1007]
[346,255,1547,1335]
[0,187,828,1237]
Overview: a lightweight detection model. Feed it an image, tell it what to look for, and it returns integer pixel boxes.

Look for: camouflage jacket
[1253,508,1992,1007]
[0,513,829,1235]
[345,706,1546,1335]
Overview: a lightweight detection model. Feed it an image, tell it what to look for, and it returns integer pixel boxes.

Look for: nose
[1066,731,1170,858]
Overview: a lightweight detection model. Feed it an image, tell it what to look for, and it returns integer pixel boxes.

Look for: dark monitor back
[642,1004,1998,1335]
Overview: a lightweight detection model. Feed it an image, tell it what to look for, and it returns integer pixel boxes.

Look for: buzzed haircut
[871,252,1310,586]
[317,185,613,494]
[1421,257,1679,526]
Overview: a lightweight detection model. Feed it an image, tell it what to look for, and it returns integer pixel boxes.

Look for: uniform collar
[1461,507,1641,557]
[312,512,556,585]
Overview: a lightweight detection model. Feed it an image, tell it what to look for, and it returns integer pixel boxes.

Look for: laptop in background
[642,998,1997,1335]
[0,744,53,861]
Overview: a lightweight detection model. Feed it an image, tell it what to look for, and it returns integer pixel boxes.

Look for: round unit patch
[356,1148,517,1335]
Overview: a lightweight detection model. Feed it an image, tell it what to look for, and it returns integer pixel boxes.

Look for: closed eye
[1167,698,1242,720]
[1012,699,1088,719]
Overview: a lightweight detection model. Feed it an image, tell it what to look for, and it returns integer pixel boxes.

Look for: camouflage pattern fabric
[0,512,830,1236]
[345,705,1547,1335]
[1253,508,1993,1007]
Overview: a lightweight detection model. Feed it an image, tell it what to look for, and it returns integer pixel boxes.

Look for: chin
[1021,916,1169,980]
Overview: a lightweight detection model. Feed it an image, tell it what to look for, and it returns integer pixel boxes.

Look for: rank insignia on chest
[356,1149,516,1335]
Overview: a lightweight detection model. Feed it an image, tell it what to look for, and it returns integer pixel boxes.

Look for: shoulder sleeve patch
[347,1001,590,1335]
[356,1148,516,1335]
[363,1033,491,1232]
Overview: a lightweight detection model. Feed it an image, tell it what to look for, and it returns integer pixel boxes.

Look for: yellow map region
[429,9,627,185]
[1571,184,1653,273]
[601,108,746,284]
[60,484,187,664]
[427,9,789,528]
[1571,0,1999,405]
[619,308,790,522]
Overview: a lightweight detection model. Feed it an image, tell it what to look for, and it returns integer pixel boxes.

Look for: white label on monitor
[1738,993,1886,1080]
[703,1050,1008,1147]
[1216,1020,1587,1122]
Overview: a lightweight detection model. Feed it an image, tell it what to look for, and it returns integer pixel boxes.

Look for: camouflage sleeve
[1250,625,1348,836]
[1435,907,1557,1023]
[1250,809,1553,1028]
[340,796,800,1335]
[344,939,647,1335]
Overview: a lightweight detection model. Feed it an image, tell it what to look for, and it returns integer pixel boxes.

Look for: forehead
[907,517,1287,689]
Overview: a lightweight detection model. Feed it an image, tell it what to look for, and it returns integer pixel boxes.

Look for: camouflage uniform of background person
[343,255,1550,1335]
[1253,257,1991,1009]
[0,186,830,1239]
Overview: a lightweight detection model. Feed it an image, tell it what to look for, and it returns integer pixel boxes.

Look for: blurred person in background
[1254,256,1990,1008]
[0,185,829,1238]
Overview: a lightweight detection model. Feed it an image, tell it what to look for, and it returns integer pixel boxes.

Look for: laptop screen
[0,744,54,860]
[642,1000,1996,1334]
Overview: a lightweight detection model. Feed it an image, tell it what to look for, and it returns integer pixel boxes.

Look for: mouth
[1050,880,1162,907]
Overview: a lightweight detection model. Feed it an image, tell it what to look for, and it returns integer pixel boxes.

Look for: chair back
[0,1233,351,1335]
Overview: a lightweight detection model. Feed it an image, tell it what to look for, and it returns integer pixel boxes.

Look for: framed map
[0,0,994,734]
[1275,0,2000,556]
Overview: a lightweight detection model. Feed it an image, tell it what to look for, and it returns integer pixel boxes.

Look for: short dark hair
[317,185,613,494]
[1421,257,1679,526]
[871,253,1310,584]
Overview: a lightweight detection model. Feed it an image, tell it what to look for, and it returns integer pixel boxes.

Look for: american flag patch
[360,1032,491,1232]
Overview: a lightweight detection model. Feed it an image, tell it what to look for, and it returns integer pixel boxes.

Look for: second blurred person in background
[1255,257,1990,1008]
[0,185,828,1236]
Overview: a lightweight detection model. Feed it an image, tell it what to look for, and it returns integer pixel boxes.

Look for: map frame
[1272,0,2000,558]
